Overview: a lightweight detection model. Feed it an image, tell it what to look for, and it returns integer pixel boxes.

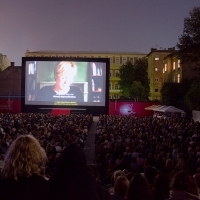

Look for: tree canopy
[185,79,200,111]
[177,6,200,73]
[118,59,149,101]
[160,79,200,111]
[160,80,192,108]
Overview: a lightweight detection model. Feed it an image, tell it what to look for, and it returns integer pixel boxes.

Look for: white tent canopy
[193,110,200,122]
[162,106,184,113]
[153,105,185,113]
[145,105,161,110]
[152,105,168,112]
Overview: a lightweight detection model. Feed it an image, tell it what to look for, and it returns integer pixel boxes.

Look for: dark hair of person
[169,170,198,196]
[153,173,171,200]
[114,176,129,196]
[125,173,152,200]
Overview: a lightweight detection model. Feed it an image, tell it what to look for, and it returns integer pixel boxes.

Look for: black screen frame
[21,57,110,115]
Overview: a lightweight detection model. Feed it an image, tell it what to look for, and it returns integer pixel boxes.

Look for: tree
[185,79,200,111]
[160,80,192,108]
[177,6,200,73]
[133,58,149,91]
[160,82,180,106]
[118,59,150,100]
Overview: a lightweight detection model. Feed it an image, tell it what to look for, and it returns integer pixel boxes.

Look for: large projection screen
[21,57,110,115]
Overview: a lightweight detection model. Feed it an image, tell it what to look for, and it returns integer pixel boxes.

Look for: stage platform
[38,108,87,115]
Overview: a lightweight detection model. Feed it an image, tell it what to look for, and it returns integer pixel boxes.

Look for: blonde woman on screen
[36,61,83,102]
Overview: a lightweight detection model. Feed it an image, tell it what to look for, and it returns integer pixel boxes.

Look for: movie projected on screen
[23,58,109,107]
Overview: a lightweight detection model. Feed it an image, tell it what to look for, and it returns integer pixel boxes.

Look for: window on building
[109,57,113,64]
[155,57,159,60]
[155,78,159,82]
[155,68,158,71]
[109,95,112,99]
[173,62,176,70]
[163,68,165,73]
[109,83,112,90]
[115,57,120,64]
[110,70,113,77]
[165,64,167,71]
[178,59,181,68]
[173,75,176,82]
[155,88,158,92]
[130,57,134,64]
[115,83,119,90]
[113,95,119,99]
[177,74,180,83]
[122,57,127,64]
[115,70,120,77]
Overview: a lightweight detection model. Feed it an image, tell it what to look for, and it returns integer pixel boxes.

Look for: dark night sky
[0,0,200,65]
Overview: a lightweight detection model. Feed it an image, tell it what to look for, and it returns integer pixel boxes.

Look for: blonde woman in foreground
[0,134,49,200]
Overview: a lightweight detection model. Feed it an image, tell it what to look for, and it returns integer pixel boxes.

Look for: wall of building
[163,54,199,83]
[0,54,11,71]
[147,48,177,101]
[25,50,147,99]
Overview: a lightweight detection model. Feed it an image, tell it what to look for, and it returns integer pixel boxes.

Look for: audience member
[110,176,129,200]
[49,142,99,200]
[0,134,49,200]
[153,173,171,200]
[125,173,153,200]
[168,170,200,200]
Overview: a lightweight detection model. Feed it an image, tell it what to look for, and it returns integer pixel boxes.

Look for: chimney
[151,48,157,51]
[11,62,15,67]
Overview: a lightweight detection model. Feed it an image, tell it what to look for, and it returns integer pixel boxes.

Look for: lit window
[122,57,127,64]
[173,62,175,70]
[115,83,119,90]
[178,60,181,68]
[115,70,120,77]
[155,58,159,60]
[155,68,158,71]
[177,74,180,83]
[163,68,165,73]
[165,64,167,71]
[115,57,120,64]
[155,89,158,92]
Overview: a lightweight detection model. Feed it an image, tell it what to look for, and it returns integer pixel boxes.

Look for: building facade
[147,47,199,101]
[0,54,11,71]
[163,53,199,83]
[25,50,147,99]
[147,48,176,101]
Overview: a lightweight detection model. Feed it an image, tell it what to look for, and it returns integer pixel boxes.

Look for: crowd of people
[94,115,200,200]
[0,112,200,199]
